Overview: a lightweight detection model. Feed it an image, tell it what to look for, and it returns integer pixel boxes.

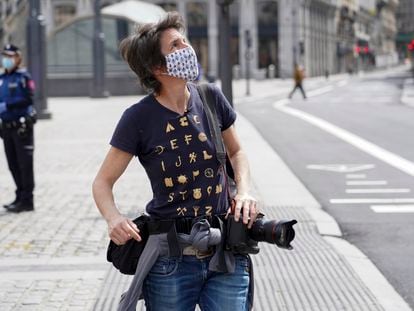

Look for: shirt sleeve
[110,107,141,156]
[209,84,237,131]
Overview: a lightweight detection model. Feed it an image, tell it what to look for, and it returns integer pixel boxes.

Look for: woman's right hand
[107,215,142,245]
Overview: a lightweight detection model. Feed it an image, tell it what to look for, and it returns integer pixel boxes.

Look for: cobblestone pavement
[0,96,149,310]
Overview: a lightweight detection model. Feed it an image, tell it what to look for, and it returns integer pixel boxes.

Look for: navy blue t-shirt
[110,83,236,219]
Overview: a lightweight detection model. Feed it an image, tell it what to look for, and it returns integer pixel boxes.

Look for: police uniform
[0,44,36,213]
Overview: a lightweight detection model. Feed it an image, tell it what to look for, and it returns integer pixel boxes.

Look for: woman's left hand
[230,193,258,229]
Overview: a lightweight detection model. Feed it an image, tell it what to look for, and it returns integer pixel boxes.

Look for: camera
[226,213,297,254]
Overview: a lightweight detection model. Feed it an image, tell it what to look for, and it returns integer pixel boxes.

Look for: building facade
[396,0,414,60]
[0,0,28,58]
[0,0,401,95]
[374,0,399,67]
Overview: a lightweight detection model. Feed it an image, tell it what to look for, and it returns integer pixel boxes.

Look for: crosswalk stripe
[346,181,387,186]
[346,174,366,179]
[330,198,414,204]
[346,188,410,194]
[371,205,414,213]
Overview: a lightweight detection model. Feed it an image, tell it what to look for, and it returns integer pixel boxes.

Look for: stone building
[374,0,399,67]
[396,0,414,59]
[0,1,28,59]
[0,0,400,96]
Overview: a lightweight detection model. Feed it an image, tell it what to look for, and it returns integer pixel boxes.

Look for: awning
[102,0,166,24]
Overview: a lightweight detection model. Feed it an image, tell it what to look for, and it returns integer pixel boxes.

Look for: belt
[1,120,20,129]
[147,214,227,236]
[182,245,214,259]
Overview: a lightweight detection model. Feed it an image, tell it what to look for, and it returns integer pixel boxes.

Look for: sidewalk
[0,75,411,310]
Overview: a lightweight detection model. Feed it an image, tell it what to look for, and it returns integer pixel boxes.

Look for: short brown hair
[119,12,185,94]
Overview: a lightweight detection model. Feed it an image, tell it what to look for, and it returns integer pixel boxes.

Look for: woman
[93,12,258,311]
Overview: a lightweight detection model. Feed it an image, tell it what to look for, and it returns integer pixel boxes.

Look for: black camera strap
[196,84,235,201]
[196,84,227,167]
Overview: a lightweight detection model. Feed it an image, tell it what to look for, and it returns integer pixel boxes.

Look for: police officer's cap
[1,44,21,56]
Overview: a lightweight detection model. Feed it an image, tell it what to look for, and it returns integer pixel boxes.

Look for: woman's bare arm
[222,125,258,228]
[92,146,141,245]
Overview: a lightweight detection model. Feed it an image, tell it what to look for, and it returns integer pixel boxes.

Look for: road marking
[330,198,414,204]
[346,180,387,186]
[307,85,334,97]
[273,98,291,107]
[336,80,348,87]
[274,104,414,177]
[371,205,414,213]
[346,174,366,179]
[307,164,374,173]
[346,188,410,194]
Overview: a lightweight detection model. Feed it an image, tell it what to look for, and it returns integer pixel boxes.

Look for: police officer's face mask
[2,57,15,71]
[163,46,199,81]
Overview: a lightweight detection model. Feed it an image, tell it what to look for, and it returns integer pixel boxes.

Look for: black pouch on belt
[106,214,150,275]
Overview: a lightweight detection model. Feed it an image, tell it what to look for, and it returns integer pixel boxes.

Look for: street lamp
[27,0,51,119]
[216,0,234,106]
[91,0,108,98]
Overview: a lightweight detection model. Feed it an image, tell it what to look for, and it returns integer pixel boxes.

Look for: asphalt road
[238,68,414,309]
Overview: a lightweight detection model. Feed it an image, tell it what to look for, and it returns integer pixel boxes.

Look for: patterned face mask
[164,46,199,81]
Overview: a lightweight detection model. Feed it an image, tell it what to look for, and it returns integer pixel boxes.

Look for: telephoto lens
[249,217,297,250]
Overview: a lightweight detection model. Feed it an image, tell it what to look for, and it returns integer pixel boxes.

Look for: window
[257,1,278,27]
[158,2,177,12]
[187,3,207,27]
[54,5,76,27]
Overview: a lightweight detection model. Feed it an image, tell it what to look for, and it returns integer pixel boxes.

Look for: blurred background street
[1,0,414,310]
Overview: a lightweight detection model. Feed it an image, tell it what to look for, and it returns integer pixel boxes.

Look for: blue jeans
[143,254,250,311]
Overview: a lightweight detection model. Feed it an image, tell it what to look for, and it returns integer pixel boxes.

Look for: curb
[325,236,412,311]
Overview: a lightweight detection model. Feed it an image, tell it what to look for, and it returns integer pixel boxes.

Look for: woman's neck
[156,82,190,115]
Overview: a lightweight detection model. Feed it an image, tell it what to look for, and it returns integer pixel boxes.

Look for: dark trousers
[289,82,307,99]
[2,126,35,203]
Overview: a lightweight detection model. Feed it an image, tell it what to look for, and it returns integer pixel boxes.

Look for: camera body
[226,213,297,255]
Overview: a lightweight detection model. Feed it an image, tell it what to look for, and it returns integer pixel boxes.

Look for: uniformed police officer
[0,44,36,213]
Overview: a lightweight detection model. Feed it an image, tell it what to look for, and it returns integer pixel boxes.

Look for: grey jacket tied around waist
[117,218,236,311]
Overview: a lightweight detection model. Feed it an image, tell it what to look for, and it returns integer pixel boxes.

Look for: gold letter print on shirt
[170,139,179,150]
[177,207,187,216]
[193,188,202,199]
[184,134,192,145]
[189,152,197,163]
[155,145,165,155]
[168,193,174,202]
[175,156,182,167]
[166,122,175,133]
[215,184,223,194]
[179,191,187,200]
[179,116,189,126]
[193,206,200,217]
[193,115,201,124]
[203,150,213,160]
[164,178,174,187]
[205,206,213,216]
[177,174,188,184]
[198,132,207,142]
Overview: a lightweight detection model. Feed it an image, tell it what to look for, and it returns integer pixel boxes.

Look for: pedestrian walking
[288,63,307,99]
[92,12,258,311]
[0,44,36,213]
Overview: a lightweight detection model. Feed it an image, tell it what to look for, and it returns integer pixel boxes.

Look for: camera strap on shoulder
[196,83,236,200]
[196,84,226,167]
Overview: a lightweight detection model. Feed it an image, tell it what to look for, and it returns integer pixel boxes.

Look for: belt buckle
[195,248,213,259]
